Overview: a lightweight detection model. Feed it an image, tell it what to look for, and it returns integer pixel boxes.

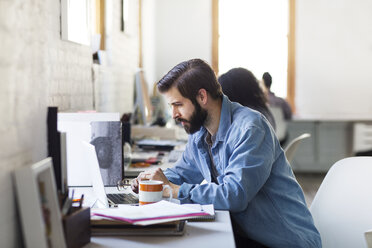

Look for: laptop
[82,141,138,207]
[57,112,121,186]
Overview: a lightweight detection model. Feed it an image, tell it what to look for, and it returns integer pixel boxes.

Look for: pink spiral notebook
[91,200,212,226]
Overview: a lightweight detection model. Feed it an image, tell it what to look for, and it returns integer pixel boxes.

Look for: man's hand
[130,168,180,198]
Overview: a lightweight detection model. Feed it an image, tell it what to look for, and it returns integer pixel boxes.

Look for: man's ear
[196,89,208,106]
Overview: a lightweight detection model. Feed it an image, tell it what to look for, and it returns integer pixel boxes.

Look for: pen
[70,189,75,203]
[66,189,74,215]
[79,194,84,208]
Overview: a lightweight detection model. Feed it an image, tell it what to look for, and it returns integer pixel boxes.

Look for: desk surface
[72,187,236,248]
[86,211,235,248]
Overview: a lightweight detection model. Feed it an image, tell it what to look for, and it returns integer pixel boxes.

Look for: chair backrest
[269,106,287,141]
[365,229,372,248]
[353,123,372,153]
[310,157,372,248]
[284,133,311,163]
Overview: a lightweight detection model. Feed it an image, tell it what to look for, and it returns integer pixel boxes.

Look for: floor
[294,172,326,207]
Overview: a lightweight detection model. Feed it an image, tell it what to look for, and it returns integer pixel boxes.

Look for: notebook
[82,141,138,207]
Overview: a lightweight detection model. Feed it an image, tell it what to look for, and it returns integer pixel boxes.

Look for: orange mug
[138,180,172,205]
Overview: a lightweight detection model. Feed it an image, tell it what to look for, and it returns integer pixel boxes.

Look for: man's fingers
[131,178,139,193]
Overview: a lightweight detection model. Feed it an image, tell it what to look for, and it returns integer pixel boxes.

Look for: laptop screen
[82,141,110,208]
[90,121,122,186]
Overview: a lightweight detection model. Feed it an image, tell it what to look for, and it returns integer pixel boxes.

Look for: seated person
[218,67,276,130]
[262,72,292,120]
[262,72,292,145]
[131,59,321,247]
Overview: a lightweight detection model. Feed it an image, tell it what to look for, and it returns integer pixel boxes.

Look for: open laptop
[82,141,138,207]
[57,112,121,186]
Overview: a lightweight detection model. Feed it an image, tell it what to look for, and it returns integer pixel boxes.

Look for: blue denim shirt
[164,95,321,247]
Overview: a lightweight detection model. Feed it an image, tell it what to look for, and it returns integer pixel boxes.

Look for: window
[215,0,291,99]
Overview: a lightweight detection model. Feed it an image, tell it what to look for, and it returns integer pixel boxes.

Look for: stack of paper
[91,200,212,226]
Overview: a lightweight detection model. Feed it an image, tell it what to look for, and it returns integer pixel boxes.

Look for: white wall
[0,1,92,246]
[142,0,157,92]
[296,0,372,119]
[0,0,138,246]
[142,0,372,119]
[142,0,212,91]
[95,0,139,113]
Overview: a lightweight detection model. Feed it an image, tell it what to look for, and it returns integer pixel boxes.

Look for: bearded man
[131,59,321,248]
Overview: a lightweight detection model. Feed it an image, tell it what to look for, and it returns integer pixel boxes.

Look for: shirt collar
[194,95,232,145]
[215,95,232,143]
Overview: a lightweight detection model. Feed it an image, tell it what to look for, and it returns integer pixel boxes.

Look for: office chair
[284,133,311,163]
[366,229,372,248]
[269,106,287,142]
[309,157,372,248]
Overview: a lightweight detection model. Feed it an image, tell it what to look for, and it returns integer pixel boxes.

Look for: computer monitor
[47,107,64,193]
[133,69,153,125]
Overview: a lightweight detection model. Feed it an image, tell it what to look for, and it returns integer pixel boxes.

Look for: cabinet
[286,121,353,172]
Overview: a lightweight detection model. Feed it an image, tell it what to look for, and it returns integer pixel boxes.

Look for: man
[131,59,321,247]
[262,72,292,120]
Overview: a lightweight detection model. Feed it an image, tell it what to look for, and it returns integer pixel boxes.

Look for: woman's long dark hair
[218,67,268,111]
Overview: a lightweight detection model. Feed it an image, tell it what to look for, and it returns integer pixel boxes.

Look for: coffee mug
[138,180,172,205]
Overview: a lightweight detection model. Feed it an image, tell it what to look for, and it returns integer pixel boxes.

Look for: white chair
[269,106,287,141]
[284,133,311,163]
[309,157,372,248]
[365,229,372,248]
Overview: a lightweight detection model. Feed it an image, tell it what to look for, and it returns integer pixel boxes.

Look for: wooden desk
[86,211,235,248]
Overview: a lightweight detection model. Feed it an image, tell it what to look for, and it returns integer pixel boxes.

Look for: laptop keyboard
[107,193,139,205]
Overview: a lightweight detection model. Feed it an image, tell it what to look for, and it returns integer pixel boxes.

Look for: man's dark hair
[157,59,223,104]
[262,72,272,89]
[219,67,268,111]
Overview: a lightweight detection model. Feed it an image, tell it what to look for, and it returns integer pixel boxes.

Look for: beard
[176,102,208,134]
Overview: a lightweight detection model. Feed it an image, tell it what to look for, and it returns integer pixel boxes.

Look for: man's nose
[172,108,180,119]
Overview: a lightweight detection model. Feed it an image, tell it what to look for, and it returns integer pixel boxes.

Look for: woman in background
[218,67,276,130]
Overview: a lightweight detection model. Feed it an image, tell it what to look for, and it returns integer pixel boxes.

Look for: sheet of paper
[182,204,215,216]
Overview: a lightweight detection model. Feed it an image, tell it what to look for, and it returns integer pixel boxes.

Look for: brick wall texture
[0,0,139,246]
